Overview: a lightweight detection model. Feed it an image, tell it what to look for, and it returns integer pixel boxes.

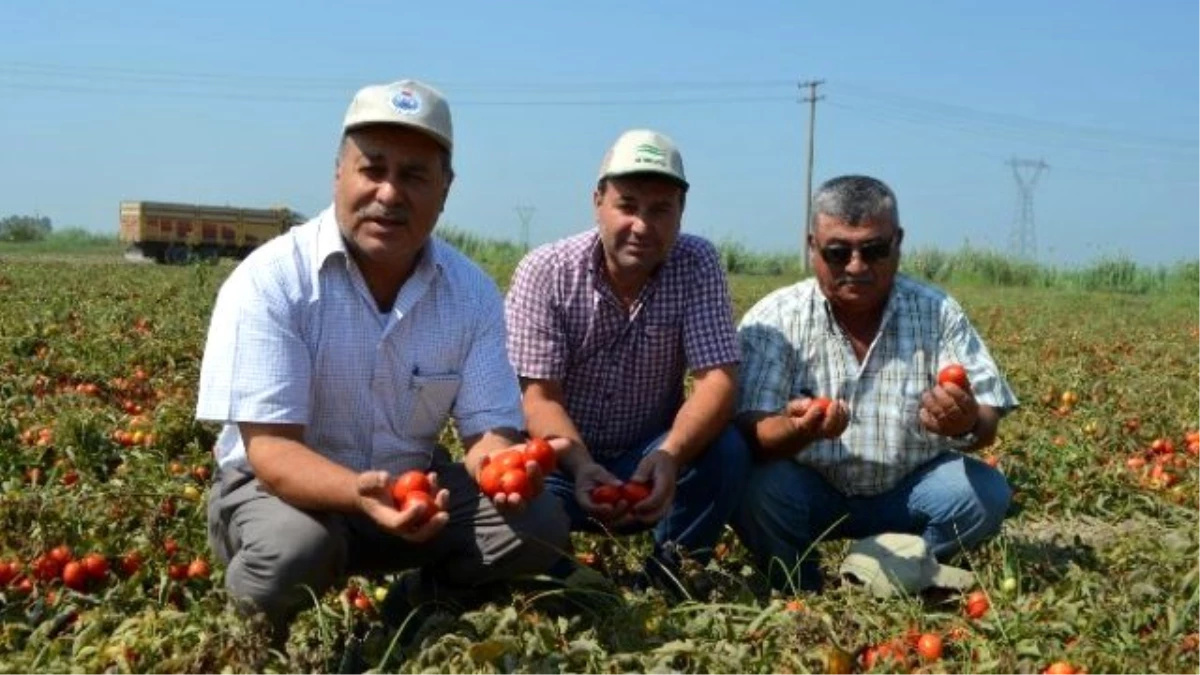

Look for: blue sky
[1,0,1195,267]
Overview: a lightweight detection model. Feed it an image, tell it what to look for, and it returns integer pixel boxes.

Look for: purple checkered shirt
[506,230,739,460]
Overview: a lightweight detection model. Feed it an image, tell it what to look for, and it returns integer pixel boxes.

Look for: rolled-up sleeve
[196,263,312,425]
[938,298,1019,414]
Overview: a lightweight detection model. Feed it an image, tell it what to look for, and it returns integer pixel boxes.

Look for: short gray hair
[811,175,899,230]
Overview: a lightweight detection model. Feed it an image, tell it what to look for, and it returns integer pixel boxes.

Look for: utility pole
[1006,158,1049,260]
[799,79,824,274]
[515,205,536,253]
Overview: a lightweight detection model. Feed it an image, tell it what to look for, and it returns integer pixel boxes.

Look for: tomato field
[0,251,1196,673]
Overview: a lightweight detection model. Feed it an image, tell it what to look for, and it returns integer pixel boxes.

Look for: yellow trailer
[118,201,303,264]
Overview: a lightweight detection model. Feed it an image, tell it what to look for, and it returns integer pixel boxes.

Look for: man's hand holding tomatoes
[476,437,569,512]
[355,470,449,543]
[625,449,678,524]
[920,378,979,438]
[573,460,628,523]
[783,396,850,444]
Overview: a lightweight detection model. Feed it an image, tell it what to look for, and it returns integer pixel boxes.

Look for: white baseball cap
[597,129,688,188]
[342,79,453,151]
[839,533,976,598]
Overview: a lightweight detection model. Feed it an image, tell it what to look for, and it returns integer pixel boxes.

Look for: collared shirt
[506,230,740,460]
[196,206,522,472]
[737,274,1019,496]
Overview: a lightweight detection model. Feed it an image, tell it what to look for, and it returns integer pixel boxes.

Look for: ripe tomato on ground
[81,553,108,581]
[938,364,970,389]
[965,590,990,619]
[62,561,88,591]
[916,633,944,661]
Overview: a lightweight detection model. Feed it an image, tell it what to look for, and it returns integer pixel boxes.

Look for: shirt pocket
[408,373,461,440]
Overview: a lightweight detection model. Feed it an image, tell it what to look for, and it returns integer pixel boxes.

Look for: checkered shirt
[737,275,1018,496]
[196,206,523,473]
[506,230,739,459]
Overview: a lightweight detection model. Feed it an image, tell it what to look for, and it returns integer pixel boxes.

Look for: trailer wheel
[165,244,191,265]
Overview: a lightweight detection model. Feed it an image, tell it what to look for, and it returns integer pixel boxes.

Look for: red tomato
[32,555,61,582]
[390,470,433,505]
[0,561,16,586]
[81,553,108,581]
[621,481,652,505]
[168,563,188,581]
[938,364,970,389]
[401,490,439,526]
[62,561,88,591]
[1043,662,1075,675]
[524,437,557,474]
[120,551,143,576]
[965,590,990,619]
[590,484,623,505]
[916,633,943,661]
[353,594,372,612]
[49,545,73,566]
[186,558,211,580]
[809,397,832,414]
[498,468,534,501]
[478,463,503,498]
[163,539,179,558]
[492,450,528,473]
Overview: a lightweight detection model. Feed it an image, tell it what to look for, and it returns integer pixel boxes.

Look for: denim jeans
[732,452,1011,593]
[544,425,750,569]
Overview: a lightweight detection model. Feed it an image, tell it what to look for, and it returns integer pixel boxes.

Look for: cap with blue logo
[597,129,688,188]
[342,79,453,151]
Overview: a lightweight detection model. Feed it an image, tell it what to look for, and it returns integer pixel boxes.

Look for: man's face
[593,175,685,283]
[333,125,451,268]
[809,212,902,316]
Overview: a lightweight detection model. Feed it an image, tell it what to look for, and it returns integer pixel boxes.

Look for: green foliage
[0,214,53,242]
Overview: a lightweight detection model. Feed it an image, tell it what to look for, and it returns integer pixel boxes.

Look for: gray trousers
[207,447,571,623]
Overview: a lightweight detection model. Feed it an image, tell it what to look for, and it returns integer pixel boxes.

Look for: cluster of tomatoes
[387,438,562,527]
[0,543,210,601]
[1124,432,1198,491]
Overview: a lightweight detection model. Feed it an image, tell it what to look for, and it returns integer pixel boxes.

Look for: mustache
[836,276,873,286]
[357,205,409,225]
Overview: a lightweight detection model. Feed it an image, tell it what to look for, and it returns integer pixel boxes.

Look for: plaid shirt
[196,207,523,473]
[506,230,739,460]
[737,274,1018,496]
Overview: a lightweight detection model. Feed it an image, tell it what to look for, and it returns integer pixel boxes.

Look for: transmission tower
[515,205,536,253]
[1007,158,1049,260]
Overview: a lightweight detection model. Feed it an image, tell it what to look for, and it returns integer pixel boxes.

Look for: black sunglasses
[818,237,895,266]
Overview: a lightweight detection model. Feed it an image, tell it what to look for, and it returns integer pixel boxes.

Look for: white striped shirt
[196,206,523,473]
[737,275,1018,496]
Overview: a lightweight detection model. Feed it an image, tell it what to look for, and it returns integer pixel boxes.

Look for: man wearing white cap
[505,129,750,592]
[196,79,570,634]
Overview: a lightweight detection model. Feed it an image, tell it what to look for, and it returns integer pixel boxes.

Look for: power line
[799,79,824,274]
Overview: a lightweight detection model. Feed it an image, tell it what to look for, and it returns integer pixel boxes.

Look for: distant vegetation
[2,225,1193,296]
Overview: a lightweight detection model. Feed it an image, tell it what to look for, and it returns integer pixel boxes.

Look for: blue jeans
[732,452,1011,592]
[544,425,750,569]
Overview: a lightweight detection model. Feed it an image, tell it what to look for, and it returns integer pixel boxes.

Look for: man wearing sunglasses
[731,174,1018,593]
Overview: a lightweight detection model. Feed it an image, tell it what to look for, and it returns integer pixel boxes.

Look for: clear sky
[1,0,1196,267]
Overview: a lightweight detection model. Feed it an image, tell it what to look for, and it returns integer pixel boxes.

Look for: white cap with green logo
[597,129,688,188]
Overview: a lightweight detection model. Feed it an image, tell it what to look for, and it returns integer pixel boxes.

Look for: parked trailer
[118,201,303,264]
